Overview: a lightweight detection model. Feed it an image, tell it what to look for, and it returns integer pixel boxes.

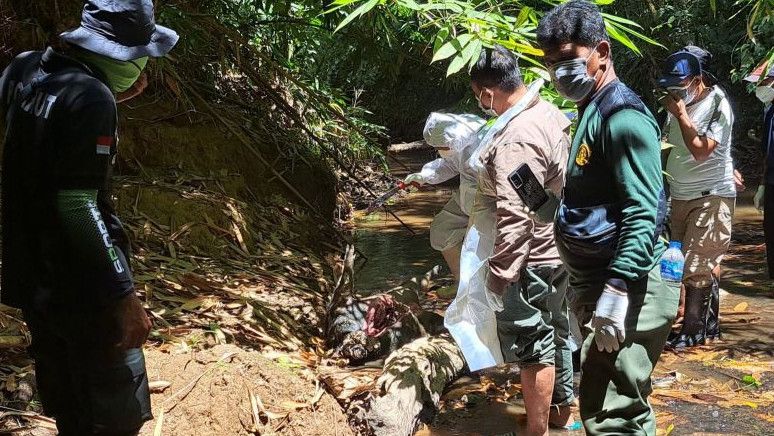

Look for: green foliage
[162,0,397,165]
[733,0,773,84]
[742,374,762,388]
[330,0,664,77]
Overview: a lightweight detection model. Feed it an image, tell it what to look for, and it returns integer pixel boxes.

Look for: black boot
[706,275,721,341]
[667,285,710,349]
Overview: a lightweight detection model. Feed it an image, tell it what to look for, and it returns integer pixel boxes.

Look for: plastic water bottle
[661,241,685,284]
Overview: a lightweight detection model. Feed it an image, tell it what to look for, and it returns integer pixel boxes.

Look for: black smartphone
[508,163,548,211]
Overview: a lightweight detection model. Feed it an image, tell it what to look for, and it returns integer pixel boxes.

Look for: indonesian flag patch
[96,136,113,155]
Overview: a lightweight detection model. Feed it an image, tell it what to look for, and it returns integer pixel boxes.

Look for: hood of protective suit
[420,112,486,216]
[423,112,486,156]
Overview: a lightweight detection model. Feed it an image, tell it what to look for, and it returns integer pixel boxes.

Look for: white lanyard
[467,79,545,172]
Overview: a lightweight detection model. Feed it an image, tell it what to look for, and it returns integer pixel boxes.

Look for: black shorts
[24,307,152,435]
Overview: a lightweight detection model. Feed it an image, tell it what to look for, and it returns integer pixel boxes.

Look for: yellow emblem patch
[576,143,591,166]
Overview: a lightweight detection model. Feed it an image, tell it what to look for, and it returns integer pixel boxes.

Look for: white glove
[404,173,426,186]
[484,269,505,312]
[591,285,629,353]
[485,288,504,312]
[754,185,765,213]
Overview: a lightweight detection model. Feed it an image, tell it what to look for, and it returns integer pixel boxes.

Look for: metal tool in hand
[365,181,419,214]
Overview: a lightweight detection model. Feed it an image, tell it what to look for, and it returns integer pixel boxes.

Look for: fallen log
[349,334,467,436]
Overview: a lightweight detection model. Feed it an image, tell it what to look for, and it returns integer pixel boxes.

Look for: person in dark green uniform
[0,1,177,434]
[536,1,678,434]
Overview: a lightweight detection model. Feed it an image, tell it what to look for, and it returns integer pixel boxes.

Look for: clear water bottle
[661,241,685,284]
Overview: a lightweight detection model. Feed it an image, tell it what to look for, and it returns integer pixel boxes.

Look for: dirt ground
[139,344,353,436]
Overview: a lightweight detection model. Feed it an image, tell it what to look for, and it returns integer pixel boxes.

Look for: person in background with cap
[658,46,735,349]
[745,61,774,279]
[405,112,485,285]
[0,1,177,434]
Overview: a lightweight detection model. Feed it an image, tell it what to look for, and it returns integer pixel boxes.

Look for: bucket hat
[60,0,179,61]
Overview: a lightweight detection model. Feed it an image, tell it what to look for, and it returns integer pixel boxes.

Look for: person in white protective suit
[403,112,486,281]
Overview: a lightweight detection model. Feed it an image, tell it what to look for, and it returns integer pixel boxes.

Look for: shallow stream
[352,147,774,435]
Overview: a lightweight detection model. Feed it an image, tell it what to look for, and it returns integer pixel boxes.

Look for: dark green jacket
[557,80,666,292]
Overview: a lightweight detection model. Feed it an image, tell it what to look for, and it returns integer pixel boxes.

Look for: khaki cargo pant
[670,195,734,288]
[429,189,469,252]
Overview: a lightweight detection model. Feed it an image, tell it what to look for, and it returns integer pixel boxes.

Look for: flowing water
[353,148,451,293]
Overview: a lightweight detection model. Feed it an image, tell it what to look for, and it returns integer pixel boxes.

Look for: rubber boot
[705,275,721,341]
[667,285,710,349]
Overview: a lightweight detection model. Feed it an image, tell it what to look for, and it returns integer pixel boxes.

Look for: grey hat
[60,0,179,61]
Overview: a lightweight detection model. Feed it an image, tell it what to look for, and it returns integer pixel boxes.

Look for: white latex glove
[404,173,426,186]
[754,185,765,213]
[591,285,629,353]
[484,269,505,312]
[485,288,504,312]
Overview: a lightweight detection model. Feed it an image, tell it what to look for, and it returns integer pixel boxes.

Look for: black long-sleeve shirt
[0,48,133,310]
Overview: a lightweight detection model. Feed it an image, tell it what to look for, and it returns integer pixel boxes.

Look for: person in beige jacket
[469,45,577,435]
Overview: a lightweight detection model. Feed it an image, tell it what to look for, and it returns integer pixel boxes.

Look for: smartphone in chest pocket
[508,163,548,211]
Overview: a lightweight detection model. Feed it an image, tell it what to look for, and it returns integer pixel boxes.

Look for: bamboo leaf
[419,3,465,13]
[433,40,458,63]
[605,22,641,55]
[432,33,473,63]
[446,53,468,76]
[398,0,422,11]
[516,6,532,27]
[612,21,665,48]
[511,41,544,57]
[463,38,483,71]
[334,0,380,33]
[601,12,644,29]
[325,0,362,14]
[433,27,451,53]
[747,1,761,44]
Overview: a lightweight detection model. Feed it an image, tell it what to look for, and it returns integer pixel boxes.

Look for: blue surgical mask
[548,47,598,102]
[477,90,498,117]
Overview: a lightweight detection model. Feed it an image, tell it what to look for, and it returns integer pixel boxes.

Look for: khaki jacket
[476,97,571,293]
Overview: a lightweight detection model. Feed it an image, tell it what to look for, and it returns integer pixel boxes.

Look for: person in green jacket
[536,1,679,434]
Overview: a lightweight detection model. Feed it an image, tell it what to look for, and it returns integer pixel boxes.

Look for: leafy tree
[329,0,663,77]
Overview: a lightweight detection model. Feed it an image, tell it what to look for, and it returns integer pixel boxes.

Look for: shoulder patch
[96,136,113,155]
[576,143,591,166]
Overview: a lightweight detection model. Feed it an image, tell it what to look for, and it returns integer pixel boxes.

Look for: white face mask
[477,90,498,117]
[755,85,774,104]
[667,77,700,105]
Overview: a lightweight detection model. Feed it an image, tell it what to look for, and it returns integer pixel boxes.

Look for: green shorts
[496,263,574,406]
